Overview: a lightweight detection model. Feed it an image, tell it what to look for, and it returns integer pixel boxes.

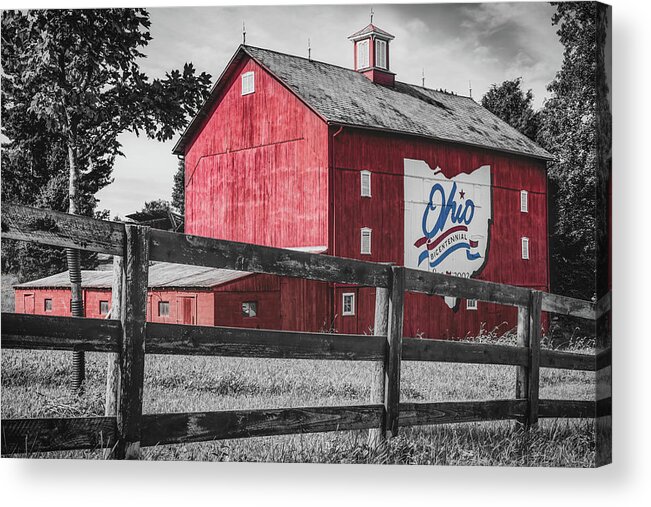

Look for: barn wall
[330,128,549,339]
[14,287,216,325]
[184,57,330,250]
[213,273,280,292]
[14,288,111,319]
[212,274,331,332]
[84,290,112,319]
[279,278,332,332]
[147,290,215,326]
[214,290,280,329]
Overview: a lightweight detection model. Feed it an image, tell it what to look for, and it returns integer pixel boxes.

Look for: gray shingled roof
[14,263,251,290]
[15,247,327,290]
[243,46,551,160]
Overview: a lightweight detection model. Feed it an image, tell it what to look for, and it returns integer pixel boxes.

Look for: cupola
[348,23,395,87]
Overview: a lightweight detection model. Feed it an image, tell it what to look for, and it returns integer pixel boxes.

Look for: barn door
[177,296,196,325]
[24,294,35,314]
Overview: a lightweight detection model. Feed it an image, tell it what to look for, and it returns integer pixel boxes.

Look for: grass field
[1,335,597,466]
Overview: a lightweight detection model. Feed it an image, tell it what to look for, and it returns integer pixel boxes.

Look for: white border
[2,2,650,507]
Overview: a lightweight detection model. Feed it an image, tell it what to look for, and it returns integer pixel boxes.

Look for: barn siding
[84,290,112,319]
[184,57,330,250]
[147,290,215,326]
[279,278,332,332]
[330,127,549,339]
[215,290,280,329]
[14,288,111,319]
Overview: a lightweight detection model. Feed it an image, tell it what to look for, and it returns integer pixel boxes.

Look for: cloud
[96,3,564,217]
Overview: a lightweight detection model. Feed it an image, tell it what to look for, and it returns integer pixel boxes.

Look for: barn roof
[173,45,552,161]
[14,246,327,290]
[14,263,251,290]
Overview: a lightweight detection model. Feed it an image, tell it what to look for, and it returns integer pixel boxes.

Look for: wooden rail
[1,204,612,458]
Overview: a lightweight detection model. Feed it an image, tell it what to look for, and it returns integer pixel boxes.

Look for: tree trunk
[66,139,85,392]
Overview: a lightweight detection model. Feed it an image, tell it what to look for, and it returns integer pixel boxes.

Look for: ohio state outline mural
[404,159,493,309]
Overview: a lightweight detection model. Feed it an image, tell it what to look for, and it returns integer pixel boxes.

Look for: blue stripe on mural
[429,242,472,268]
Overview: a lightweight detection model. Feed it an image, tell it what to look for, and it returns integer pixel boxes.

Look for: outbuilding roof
[14,263,251,290]
[14,246,328,290]
[173,45,552,161]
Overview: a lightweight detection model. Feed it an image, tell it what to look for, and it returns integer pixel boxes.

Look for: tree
[172,158,185,215]
[481,78,540,141]
[538,2,610,300]
[1,9,212,390]
[141,199,173,213]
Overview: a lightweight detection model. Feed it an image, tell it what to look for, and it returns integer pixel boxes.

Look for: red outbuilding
[15,23,552,339]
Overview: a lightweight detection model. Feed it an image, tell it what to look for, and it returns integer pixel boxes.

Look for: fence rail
[1,204,612,458]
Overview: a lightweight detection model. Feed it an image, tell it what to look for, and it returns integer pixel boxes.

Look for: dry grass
[1,335,598,466]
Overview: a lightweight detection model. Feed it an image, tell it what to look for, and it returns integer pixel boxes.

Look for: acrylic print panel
[404,159,493,308]
[1,2,611,467]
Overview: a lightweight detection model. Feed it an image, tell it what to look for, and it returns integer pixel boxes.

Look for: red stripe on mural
[426,225,468,250]
[414,236,428,248]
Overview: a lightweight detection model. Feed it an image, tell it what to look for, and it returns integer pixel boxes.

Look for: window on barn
[342,293,355,316]
[158,301,170,316]
[44,299,52,312]
[361,227,372,255]
[241,71,255,95]
[242,301,257,318]
[375,39,387,69]
[357,39,370,69]
[361,171,372,197]
[99,300,109,315]
[521,237,530,260]
[466,299,478,310]
[520,190,528,213]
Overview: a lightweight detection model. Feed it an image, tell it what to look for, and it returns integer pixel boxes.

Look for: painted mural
[404,158,493,308]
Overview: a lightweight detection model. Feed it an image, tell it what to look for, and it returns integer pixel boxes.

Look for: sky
[84,1,564,218]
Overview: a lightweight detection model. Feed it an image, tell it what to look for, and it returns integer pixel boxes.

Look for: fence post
[515,303,530,426]
[103,255,124,458]
[114,225,150,460]
[368,285,389,449]
[384,266,405,439]
[527,290,543,427]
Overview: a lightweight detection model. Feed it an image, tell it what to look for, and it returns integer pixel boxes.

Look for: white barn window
[520,190,528,213]
[342,293,355,316]
[521,237,530,260]
[357,39,369,69]
[466,299,478,310]
[361,227,372,255]
[158,301,170,316]
[241,71,255,95]
[375,39,387,69]
[360,170,371,197]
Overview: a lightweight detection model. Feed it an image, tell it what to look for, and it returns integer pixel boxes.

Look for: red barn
[174,23,552,338]
[15,23,552,339]
[14,254,331,330]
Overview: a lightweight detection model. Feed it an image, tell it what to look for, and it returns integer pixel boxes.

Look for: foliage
[141,199,173,213]
[538,2,611,300]
[172,158,185,215]
[1,9,211,281]
[481,78,540,141]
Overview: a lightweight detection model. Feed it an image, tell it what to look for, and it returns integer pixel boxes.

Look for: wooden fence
[1,204,612,458]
